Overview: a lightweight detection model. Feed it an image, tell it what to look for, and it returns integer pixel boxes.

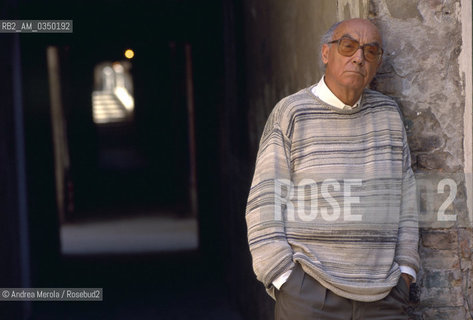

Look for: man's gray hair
[319,21,343,69]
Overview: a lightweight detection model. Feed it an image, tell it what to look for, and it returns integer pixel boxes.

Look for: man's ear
[321,43,330,65]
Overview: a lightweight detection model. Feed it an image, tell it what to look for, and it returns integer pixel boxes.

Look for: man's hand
[401,273,413,289]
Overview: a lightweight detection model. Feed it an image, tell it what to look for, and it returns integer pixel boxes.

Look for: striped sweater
[246,85,420,302]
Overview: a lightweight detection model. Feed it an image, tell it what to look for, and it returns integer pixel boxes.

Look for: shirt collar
[311,76,362,110]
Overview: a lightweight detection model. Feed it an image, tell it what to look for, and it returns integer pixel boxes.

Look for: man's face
[322,19,382,97]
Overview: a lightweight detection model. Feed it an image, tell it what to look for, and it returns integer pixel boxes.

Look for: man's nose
[352,47,365,65]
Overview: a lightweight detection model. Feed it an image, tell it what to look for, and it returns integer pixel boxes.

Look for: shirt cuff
[272,268,293,290]
[400,265,417,283]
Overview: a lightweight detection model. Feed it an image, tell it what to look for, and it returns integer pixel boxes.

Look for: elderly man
[246,18,419,319]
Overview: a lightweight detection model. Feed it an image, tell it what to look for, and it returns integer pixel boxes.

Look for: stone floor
[60,212,198,255]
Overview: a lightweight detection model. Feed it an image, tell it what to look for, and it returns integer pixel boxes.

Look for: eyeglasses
[327,37,383,62]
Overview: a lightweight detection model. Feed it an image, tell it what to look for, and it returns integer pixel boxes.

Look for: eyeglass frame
[327,36,384,62]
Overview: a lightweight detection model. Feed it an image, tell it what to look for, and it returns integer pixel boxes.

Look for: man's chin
[341,77,366,89]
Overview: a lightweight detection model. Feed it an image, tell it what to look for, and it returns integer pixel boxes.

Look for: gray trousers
[274,264,409,320]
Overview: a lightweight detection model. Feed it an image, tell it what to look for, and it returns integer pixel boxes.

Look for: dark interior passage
[0,0,253,319]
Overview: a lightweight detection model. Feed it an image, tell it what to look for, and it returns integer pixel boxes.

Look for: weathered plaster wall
[371,0,464,172]
[369,0,471,318]
[460,0,473,246]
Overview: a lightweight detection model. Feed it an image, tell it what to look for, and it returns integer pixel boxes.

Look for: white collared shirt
[311,76,362,110]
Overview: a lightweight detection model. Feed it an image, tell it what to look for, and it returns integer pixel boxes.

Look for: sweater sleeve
[394,129,420,272]
[245,108,295,289]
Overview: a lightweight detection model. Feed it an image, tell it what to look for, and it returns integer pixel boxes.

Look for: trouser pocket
[391,276,410,304]
[275,263,327,320]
